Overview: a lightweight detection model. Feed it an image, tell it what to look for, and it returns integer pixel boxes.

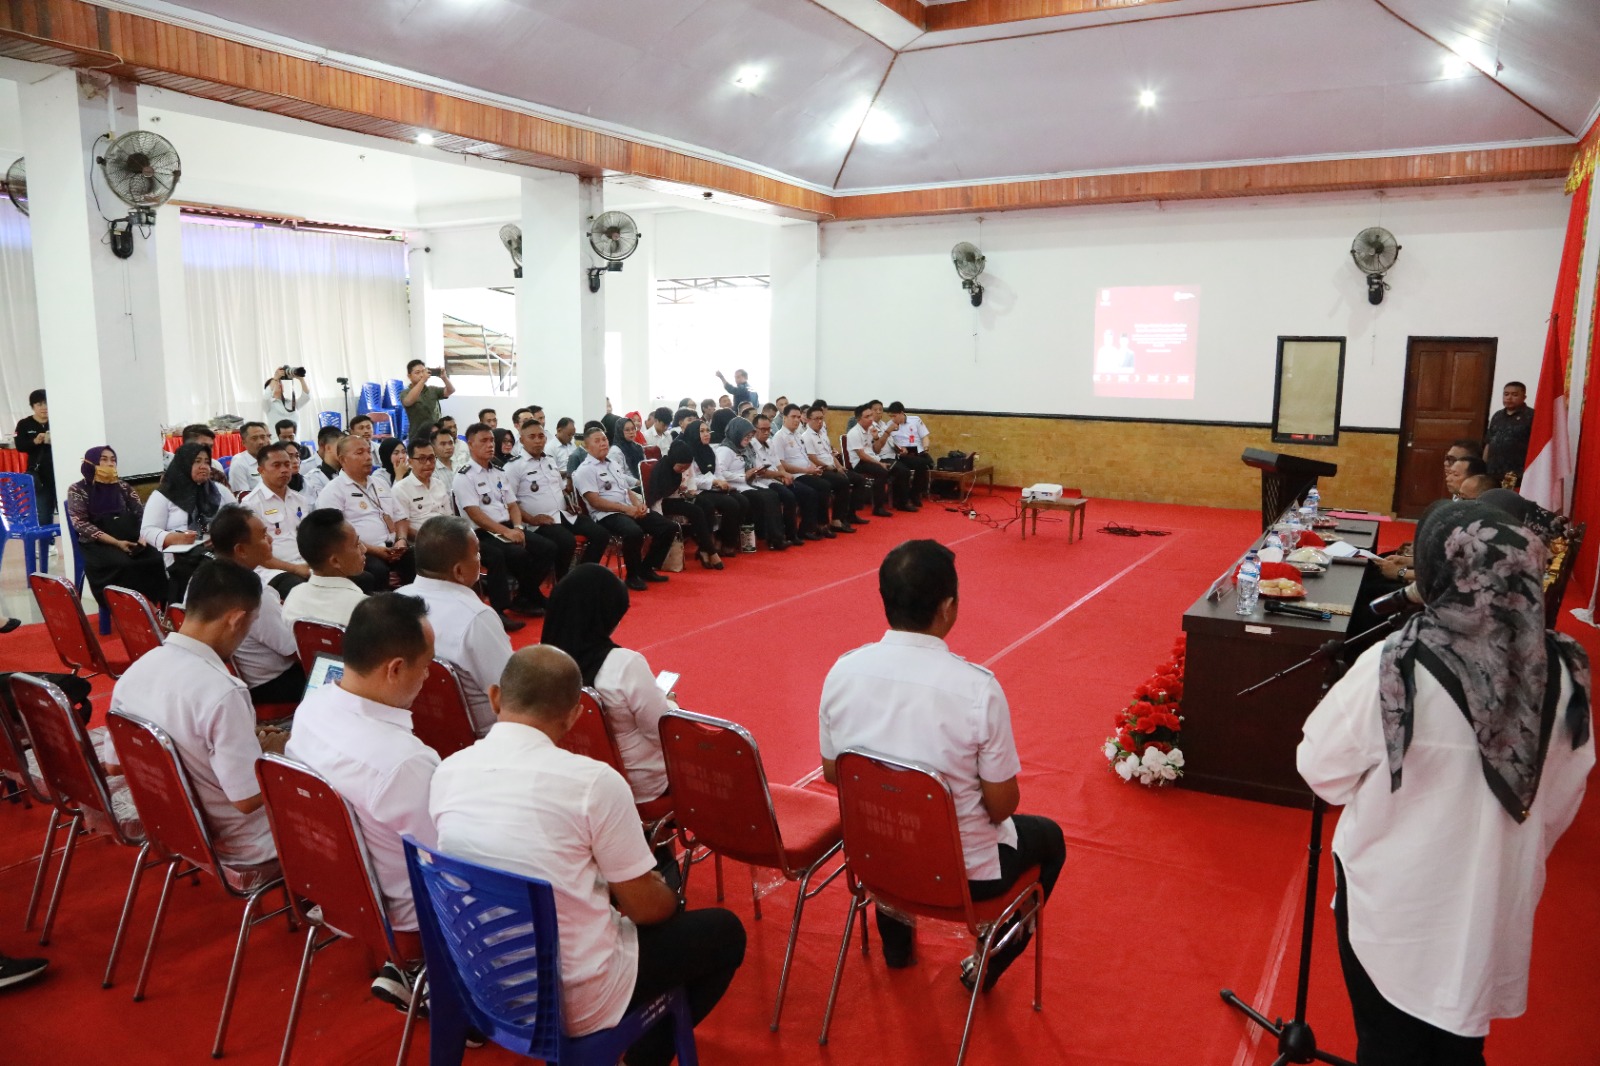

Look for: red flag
[1521,174,1590,512]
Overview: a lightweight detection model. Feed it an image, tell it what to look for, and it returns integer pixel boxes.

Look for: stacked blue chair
[403,838,699,1066]
[357,382,384,415]
[383,379,409,438]
[0,473,59,578]
[317,411,343,431]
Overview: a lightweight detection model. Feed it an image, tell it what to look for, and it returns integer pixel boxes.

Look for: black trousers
[249,662,307,706]
[597,512,676,577]
[856,458,910,508]
[738,487,785,544]
[662,497,718,555]
[809,469,860,524]
[82,540,168,607]
[475,529,553,613]
[784,478,823,533]
[1334,859,1486,1066]
[898,452,934,502]
[622,908,747,1066]
[530,518,607,579]
[357,550,414,592]
[764,481,803,538]
[697,491,746,549]
[876,813,1065,982]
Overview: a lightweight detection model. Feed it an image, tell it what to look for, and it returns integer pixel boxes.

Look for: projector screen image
[1092,285,1201,399]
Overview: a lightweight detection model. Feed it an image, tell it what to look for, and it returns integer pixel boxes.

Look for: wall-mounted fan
[96,130,182,258]
[499,223,523,279]
[951,242,986,307]
[1350,227,1400,305]
[3,158,26,216]
[586,211,640,292]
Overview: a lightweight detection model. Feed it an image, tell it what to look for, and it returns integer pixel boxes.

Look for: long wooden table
[1178,519,1379,807]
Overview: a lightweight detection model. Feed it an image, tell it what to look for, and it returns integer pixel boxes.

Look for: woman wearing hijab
[1299,501,1592,1064]
[609,416,646,481]
[715,416,786,552]
[649,438,725,570]
[491,427,516,470]
[541,564,676,808]
[65,446,168,606]
[143,441,226,603]
[680,418,746,556]
[708,406,735,445]
[374,436,409,490]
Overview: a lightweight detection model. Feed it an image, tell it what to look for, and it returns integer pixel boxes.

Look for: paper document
[1324,541,1381,561]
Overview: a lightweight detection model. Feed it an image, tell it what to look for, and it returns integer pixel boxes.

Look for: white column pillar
[516,171,606,425]
[606,213,653,414]
[770,222,819,406]
[20,68,171,494]
[153,201,192,426]
[406,230,444,391]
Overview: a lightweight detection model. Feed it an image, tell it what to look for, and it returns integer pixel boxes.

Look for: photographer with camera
[265,365,310,434]
[402,359,454,433]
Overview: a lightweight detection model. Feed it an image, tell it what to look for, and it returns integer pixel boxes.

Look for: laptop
[302,653,345,697]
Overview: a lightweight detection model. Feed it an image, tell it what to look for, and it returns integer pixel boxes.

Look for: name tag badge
[480,493,492,505]
[359,501,369,510]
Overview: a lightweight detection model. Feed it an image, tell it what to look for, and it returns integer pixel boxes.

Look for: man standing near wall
[402,360,454,433]
[716,369,759,410]
[1484,381,1534,488]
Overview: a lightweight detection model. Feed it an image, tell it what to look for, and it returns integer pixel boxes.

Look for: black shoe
[767,540,787,551]
[909,499,923,510]
[873,507,895,518]
[849,514,870,525]
[832,523,856,534]
[371,961,426,1016]
[818,527,836,539]
[499,614,525,633]
[509,599,546,618]
[641,570,669,583]
[0,953,47,990]
[800,530,823,541]
[0,618,20,635]
[788,536,806,548]
[895,503,916,513]
[626,576,649,591]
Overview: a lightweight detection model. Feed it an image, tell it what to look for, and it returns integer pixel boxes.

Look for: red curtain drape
[1567,229,1600,603]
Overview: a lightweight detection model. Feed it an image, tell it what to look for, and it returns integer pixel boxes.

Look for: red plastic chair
[29,571,120,678]
[105,709,293,1059]
[166,603,186,629]
[292,618,345,673]
[106,585,167,665]
[659,709,844,1030]
[643,445,662,461]
[8,674,151,987]
[0,681,59,930]
[409,659,478,759]
[559,688,676,823]
[820,749,1045,1066]
[256,753,423,1066]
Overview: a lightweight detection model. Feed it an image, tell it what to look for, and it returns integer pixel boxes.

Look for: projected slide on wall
[1091,285,1201,399]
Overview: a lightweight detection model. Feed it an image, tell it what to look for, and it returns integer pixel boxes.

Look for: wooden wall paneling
[922,0,1187,33]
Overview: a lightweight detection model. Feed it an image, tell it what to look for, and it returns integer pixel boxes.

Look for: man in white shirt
[227,421,272,495]
[209,505,306,707]
[317,435,412,591]
[572,425,676,592]
[802,404,867,532]
[845,402,906,517]
[430,646,745,1063]
[283,509,369,627]
[640,407,674,453]
[546,417,579,471]
[506,421,607,581]
[427,424,457,497]
[392,436,454,527]
[398,516,513,734]
[299,426,343,504]
[453,422,552,630]
[885,401,933,509]
[242,441,313,597]
[285,592,441,1012]
[748,413,822,542]
[772,404,841,538]
[819,540,1065,988]
[109,559,287,866]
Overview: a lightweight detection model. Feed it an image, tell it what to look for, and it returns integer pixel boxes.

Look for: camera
[336,376,350,385]
[279,365,307,379]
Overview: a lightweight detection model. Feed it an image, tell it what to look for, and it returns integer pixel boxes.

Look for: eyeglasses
[1444,455,1472,465]
[411,454,437,464]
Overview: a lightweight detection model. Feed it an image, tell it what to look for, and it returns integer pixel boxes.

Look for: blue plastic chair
[64,519,113,636]
[0,472,59,578]
[317,411,343,431]
[358,382,384,415]
[384,378,408,409]
[403,838,699,1066]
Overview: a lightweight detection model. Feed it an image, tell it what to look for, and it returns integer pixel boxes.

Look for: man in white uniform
[430,646,746,1065]
[398,516,513,733]
[819,540,1065,989]
[109,559,286,866]
[285,592,441,1012]
[802,405,867,531]
[391,437,454,527]
[546,417,580,470]
[453,422,552,629]
[209,506,305,708]
[299,426,343,504]
[242,441,312,596]
[227,421,273,495]
[845,402,905,517]
[572,425,676,592]
[772,404,840,538]
[505,421,607,581]
[283,509,369,627]
[317,435,411,590]
[886,401,933,509]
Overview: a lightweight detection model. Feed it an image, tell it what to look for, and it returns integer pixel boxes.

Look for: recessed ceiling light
[1138,89,1157,109]
[1440,53,1473,79]
[733,66,763,90]
[415,132,436,145]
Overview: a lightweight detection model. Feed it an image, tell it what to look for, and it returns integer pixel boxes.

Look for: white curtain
[0,199,45,431]
[183,219,410,424]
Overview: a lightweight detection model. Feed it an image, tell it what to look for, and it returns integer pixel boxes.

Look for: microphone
[1370,583,1422,617]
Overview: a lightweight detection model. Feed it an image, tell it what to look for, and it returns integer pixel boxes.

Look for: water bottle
[1302,486,1321,525]
[1265,530,1283,554]
[1236,551,1261,615]
[1282,509,1302,551]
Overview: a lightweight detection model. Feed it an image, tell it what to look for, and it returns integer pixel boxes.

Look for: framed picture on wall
[1272,337,1346,446]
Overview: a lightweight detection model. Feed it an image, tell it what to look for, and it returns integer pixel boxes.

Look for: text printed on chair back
[106,586,165,664]
[409,660,477,759]
[105,711,224,879]
[658,710,786,869]
[835,749,971,915]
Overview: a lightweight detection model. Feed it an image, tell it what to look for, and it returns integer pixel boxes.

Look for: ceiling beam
[919,0,1185,33]
[829,144,1577,220]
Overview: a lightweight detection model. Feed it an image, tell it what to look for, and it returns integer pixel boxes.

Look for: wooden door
[1393,337,1497,518]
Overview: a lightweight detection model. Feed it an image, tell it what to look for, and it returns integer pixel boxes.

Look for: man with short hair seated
[109,559,286,867]
[885,401,933,509]
[1443,440,1484,499]
[284,509,370,627]
[209,504,307,707]
[392,435,454,527]
[573,425,676,592]
[349,413,376,441]
[802,404,868,531]
[228,421,273,495]
[241,441,313,596]
[317,434,412,591]
[846,402,906,518]
[772,404,840,538]
[547,417,580,470]
[398,516,513,735]
[429,424,458,496]
[454,422,552,629]
[477,407,499,429]
[275,420,311,461]
[506,420,607,581]
[819,540,1065,990]
[430,646,747,1064]
[1456,473,1494,500]
[285,592,442,1012]
[299,425,344,503]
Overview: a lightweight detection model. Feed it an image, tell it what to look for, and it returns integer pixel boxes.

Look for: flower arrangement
[1103,634,1186,786]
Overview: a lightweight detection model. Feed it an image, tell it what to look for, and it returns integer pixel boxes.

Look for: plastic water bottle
[1282,509,1302,551]
[1236,551,1261,615]
[1302,487,1321,526]
[1265,530,1284,554]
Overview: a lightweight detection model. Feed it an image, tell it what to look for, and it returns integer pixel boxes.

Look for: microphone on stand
[1370,583,1423,617]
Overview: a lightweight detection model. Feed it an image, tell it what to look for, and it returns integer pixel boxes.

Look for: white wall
[650,211,772,279]
[817,181,1568,426]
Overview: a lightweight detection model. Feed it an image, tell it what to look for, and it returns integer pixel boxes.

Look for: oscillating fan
[499,223,523,279]
[97,130,182,258]
[951,242,986,307]
[3,158,26,216]
[586,211,641,292]
[1350,227,1400,305]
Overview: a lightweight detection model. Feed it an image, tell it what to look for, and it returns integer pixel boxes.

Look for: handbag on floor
[661,533,685,573]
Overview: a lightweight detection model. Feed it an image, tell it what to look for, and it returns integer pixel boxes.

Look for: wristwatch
[1398,567,1410,582]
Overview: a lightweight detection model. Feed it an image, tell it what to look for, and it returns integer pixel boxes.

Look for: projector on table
[1022,484,1064,501]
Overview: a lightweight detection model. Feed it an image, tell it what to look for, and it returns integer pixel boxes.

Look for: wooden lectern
[1242,448,1337,531]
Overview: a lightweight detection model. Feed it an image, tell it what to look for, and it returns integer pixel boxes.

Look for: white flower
[1115,754,1138,781]
[1141,747,1167,770]
[1167,748,1185,769]
[1102,739,1120,760]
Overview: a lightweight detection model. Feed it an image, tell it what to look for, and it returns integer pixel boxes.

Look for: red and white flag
[1520,311,1573,512]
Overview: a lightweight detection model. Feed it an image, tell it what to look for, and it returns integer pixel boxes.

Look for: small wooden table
[1020,496,1088,541]
[928,463,995,498]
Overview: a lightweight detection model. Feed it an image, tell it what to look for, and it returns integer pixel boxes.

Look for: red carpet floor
[1,495,1596,1066]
